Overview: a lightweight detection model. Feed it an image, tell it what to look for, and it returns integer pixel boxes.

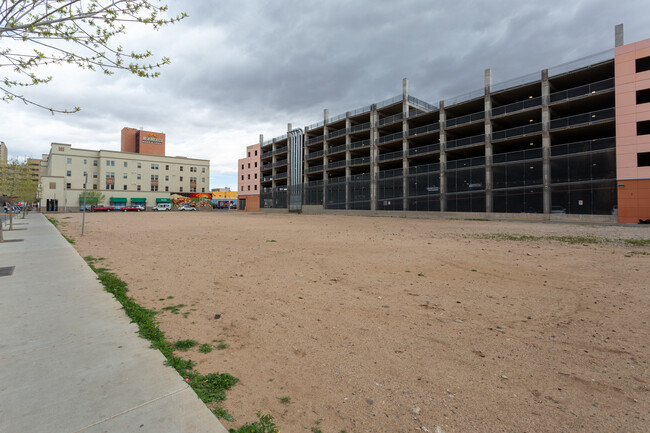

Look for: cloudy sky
[1,0,648,189]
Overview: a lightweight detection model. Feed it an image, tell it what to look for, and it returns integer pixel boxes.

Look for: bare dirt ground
[53,212,649,433]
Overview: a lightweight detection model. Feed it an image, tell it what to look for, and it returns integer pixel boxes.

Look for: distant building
[40,142,209,211]
[237,142,261,211]
[27,158,41,186]
[211,188,238,208]
[121,127,166,156]
[0,141,7,163]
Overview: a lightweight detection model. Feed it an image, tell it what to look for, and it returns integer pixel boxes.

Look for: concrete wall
[615,37,650,223]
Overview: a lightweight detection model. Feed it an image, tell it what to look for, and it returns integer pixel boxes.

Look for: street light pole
[81,172,88,236]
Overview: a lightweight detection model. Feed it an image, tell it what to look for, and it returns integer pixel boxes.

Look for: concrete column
[402,78,410,210]
[370,105,378,211]
[345,113,351,210]
[322,109,329,207]
[541,69,551,214]
[439,101,447,212]
[484,68,493,213]
[286,123,292,209]
[615,23,624,47]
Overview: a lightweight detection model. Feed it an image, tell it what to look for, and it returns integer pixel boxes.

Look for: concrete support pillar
[484,68,493,213]
[402,78,410,210]
[615,23,624,47]
[286,123,293,209]
[370,105,378,211]
[541,69,552,214]
[345,113,351,209]
[439,101,447,212]
[322,109,329,207]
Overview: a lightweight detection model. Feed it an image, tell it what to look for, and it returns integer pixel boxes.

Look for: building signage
[142,134,163,144]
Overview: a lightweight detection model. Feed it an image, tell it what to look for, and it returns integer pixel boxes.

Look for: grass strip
[82,256,239,407]
[475,233,650,246]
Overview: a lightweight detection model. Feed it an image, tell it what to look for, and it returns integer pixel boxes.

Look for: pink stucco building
[237,143,261,211]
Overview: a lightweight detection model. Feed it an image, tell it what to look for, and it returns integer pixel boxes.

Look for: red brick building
[121,127,166,156]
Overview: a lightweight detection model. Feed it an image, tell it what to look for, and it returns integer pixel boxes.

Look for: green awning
[110,197,127,203]
[130,198,146,203]
[156,198,171,203]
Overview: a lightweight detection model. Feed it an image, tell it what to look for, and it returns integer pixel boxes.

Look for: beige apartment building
[40,143,210,210]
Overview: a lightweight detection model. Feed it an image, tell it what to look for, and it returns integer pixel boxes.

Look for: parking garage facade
[259,49,621,218]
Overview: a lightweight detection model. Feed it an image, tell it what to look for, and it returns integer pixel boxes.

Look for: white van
[152,203,171,211]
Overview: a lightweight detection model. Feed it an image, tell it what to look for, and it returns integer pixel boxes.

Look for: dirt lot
[53,211,649,433]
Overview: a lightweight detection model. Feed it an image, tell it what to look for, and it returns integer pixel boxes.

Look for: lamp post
[81,172,88,236]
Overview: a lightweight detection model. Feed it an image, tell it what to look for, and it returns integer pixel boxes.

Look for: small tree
[0,1,186,113]
[79,190,105,206]
[0,159,33,238]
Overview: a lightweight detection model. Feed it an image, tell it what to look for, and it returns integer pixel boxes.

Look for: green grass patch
[266,239,277,242]
[82,256,242,424]
[478,234,601,244]
[173,339,198,351]
[213,406,234,422]
[45,216,58,227]
[625,239,650,247]
[62,233,75,244]
[199,343,213,353]
[229,412,279,433]
[216,341,229,350]
[162,304,186,314]
[279,396,291,404]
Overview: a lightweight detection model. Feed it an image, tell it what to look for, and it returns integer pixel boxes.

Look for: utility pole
[81,172,88,236]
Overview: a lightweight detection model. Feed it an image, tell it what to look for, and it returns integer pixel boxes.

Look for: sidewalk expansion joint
[71,385,191,432]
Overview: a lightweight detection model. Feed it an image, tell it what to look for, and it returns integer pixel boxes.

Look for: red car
[92,205,115,212]
[122,205,145,212]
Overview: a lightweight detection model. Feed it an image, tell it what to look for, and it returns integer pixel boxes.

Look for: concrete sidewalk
[0,213,227,433]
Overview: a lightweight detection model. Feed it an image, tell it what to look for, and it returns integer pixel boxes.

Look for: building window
[202,167,205,173]
[137,185,141,191]
[93,172,97,178]
[255,162,257,168]
[637,89,650,105]
[255,150,258,156]
[247,163,250,168]
[151,185,158,191]
[112,161,115,166]
[165,175,169,181]
[137,162,141,168]
[637,120,650,136]
[241,164,244,170]
[180,166,183,171]
[84,159,87,164]
[66,183,71,189]
[180,176,183,181]
[151,174,158,181]
[123,185,127,190]
[67,157,72,164]
[165,165,169,170]
[179,187,183,192]
[93,160,98,166]
[202,178,205,182]
[241,186,244,191]
[124,161,128,167]
[83,171,87,177]
[151,163,159,170]
[247,185,250,191]
[254,173,257,179]
[67,170,71,176]
[636,56,650,73]
[254,185,257,191]
[49,182,56,189]
[247,174,250,179]
[123,173,128,179]
[638,152,650,167]
[165,186,169,192]
[202,188,205,192]
[137,174,141,180]
[93,184,97,190]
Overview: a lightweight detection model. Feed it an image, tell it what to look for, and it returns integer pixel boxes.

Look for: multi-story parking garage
[256,27,650,223]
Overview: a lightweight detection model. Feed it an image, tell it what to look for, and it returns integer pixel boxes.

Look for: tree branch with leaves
[0,0,186,113]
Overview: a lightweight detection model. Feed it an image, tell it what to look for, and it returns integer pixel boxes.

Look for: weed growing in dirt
[417,272,424,277]
[167,295,174,299]
[625,239,650,247]
[173,339,198,351]
[62,233,75,244]
[158,298,165,301]
[279,396,291,404]
[266,239,277,242]
[45,216,58,227]
[199,344,213,353]
[229,412,279,433]
[216,341,229,350]
[182,312,190,318]
[162,304,186,314]
[82,256,243,425]
[213,406,234,422]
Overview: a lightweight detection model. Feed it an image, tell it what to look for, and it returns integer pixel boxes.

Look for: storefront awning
[110,197,127,203]
[156,198,171,203]
[130,198,146,203]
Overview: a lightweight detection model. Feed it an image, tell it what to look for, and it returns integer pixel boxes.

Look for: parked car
[79,204,93,212]
[92,205,115,212]
[178,205,196,211]
[122,205,145,212]
[152,204,171,211]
